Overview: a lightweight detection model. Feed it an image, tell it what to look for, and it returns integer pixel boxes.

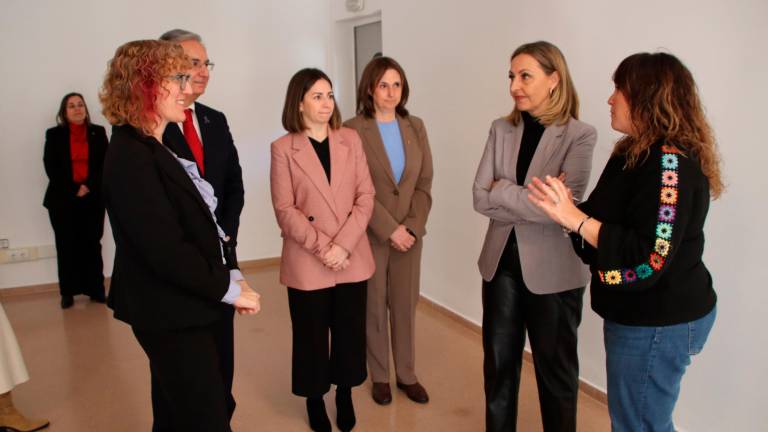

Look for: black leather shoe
[396,381,429,404]
[371,382,392,405]
[89,292,106,303]
[306,397,331,432]
[335,386,356,431]
[60,295,74,309]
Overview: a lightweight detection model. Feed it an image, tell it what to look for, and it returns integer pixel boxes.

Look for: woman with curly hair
[100,40,260,431]
[528,52,722,431]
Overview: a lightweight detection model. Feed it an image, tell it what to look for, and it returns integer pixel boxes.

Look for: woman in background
[43,93,108,309]
[473,41,596,432]
[344,56,433,406]
[270,68,374,432]
[528,51,721,432]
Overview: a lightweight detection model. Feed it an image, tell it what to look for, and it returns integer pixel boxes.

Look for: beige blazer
[343,115,433,243]
[0,303,29,393]
[270,127,376,290]
[473,117,596,294]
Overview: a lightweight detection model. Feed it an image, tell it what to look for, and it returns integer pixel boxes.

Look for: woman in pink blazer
[270,68,375,432]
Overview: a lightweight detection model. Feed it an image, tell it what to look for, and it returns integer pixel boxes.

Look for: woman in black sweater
[528,52,723,431]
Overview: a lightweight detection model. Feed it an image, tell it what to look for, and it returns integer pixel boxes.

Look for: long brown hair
[613,52,723,198]
[356,56,410,118]
[507,41,579,126]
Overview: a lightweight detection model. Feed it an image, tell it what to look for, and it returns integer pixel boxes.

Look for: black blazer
[163,102,245,240]
[103,125,231,330]
[43,124,108,210]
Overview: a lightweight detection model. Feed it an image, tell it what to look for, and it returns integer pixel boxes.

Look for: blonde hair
[100,40,190,136]
[507,41,579,126]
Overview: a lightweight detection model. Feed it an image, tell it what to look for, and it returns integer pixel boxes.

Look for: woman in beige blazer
[344,56,433,406]
[271,68,375,432]
[472,41,596,432]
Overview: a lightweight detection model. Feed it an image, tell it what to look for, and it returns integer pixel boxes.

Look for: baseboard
[0,257,281,298]
[239,257,281,271]
[419,295,608,405]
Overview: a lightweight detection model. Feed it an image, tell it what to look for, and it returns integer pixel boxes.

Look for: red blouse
[69,123,88,183]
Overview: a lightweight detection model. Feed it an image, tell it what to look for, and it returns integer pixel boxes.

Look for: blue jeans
[604,307,716,432]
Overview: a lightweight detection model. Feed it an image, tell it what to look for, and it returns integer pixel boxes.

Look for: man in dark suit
[159,29,245,424]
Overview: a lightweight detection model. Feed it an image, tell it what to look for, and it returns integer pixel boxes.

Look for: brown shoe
[0,391,50,431]
[371,382,392,405]
[396,381,429,404]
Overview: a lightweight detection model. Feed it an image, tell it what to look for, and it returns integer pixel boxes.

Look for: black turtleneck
[516,111,545,184]
[498,112,546,274]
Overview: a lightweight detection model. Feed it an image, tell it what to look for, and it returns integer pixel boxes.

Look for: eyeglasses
[191,59,215,71]
[167,73,192,91]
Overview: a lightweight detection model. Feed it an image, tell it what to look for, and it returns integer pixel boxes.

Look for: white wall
[0,0,332,288]
[383,0,767,430]
[1,0,766,429]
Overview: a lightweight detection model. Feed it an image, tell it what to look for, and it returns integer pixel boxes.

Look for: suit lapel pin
[203,115,211,124]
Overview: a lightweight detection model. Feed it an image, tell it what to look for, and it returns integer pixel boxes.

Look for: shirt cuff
[220,271,244,304]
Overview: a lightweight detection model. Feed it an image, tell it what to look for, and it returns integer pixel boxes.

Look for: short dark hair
[281,68,341,133]
[356,56,410,118]
[57,92,91,126]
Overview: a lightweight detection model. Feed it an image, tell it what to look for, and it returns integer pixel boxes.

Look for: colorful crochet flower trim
[597,145,680,286]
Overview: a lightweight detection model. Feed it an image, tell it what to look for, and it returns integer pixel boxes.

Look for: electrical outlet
[8,248,31,262]
[0,239,8,249]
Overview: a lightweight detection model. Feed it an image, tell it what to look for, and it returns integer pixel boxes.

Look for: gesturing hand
[389,225,415,252]
[527,175,581,230]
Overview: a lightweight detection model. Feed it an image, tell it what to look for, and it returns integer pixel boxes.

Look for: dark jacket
[163,102,244,241]
[103,125,230,330]
[43,124,108,210]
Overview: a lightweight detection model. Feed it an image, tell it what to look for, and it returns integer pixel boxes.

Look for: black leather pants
[482,243,584,432]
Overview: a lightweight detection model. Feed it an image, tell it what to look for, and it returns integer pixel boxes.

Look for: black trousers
[287,281,367,398]
[48,196,105,297]
[133,314,234,432]
[482,243,584,432]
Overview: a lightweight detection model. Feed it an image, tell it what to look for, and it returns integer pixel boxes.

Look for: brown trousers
[367,236,423,384]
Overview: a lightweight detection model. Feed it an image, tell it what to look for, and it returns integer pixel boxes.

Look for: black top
[572,141,716,326]
[309,136,331,182]
[104,125,231,330]
[43,124,108,210]
[516,112,545,184]
[498,113,545,273]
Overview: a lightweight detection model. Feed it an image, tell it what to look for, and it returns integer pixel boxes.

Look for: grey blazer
[473,117,596,294]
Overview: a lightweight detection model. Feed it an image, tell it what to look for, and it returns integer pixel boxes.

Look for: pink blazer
[270,127,376,290]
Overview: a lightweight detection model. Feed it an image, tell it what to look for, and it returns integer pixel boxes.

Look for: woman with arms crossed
[473,41,596,432]
[528,52,721,432]
[344,56,433,406]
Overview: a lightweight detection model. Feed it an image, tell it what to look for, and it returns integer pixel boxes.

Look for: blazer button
[308,216,314,222]
[393,190,399,196]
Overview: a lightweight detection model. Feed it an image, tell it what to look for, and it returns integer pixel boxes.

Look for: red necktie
[183,108,205,175]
